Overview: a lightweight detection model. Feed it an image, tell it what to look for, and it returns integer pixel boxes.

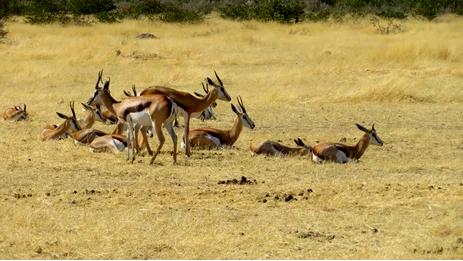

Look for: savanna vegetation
[0,3,462,260]
[0,0,463,23]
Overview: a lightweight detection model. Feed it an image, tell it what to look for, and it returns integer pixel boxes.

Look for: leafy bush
[1,0,462,24]
[159,2,205,23]
[0,19,7,40]
[220,0,306,23]
[69,0,115,15]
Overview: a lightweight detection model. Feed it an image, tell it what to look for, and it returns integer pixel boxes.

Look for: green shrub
[69,0,115,15]
[0,19,7,40]
[219,1,253,20]
[219,0,306,23]
[159,2,205,23]
[96,11,120,23]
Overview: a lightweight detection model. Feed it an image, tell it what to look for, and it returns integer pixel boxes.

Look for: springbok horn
[132,84,137,96]
[214,70,223,86]
[96,70,103,89]
[237,96,246,113]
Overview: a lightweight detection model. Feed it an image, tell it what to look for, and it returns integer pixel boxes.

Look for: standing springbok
[250,138,312,156]
[125,83,218,122]
[182,96,255,149]
[311,124,384,163]
[40,102,81,141]
[3,104,27,121]
[86,70,178,164]
[134,71,232,156]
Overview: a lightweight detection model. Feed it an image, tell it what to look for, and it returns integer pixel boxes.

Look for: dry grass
[0,14,462,259]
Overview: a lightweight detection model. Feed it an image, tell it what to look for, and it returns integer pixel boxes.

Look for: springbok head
[294,138,312,153]
[231,96,255,129]
[194,82,217,121]
[356,123,384,146]
[87,70,111,106]
[123,84,138,97]
[56,101,81,133]
[14,104,28,120]
[205,71,232,102]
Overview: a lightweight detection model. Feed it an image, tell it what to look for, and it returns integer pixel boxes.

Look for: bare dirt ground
[0,15,462,259]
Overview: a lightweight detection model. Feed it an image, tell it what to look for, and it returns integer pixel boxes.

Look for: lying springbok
[250,138,312,156]
[90,134,128,154]
[94,104,118,125]
[182,96,255,149]
[86,70,178,164]
[133,71,232,156]
[78,103,97,129]
[3,104,27,121]
[40,102,81,141]
[311,123,384,163]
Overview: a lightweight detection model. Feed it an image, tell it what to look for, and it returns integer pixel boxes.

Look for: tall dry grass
[0,15,462,259]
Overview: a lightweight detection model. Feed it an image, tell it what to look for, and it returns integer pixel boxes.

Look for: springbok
[134,71,232,156]
[182,96,255,149]
[40,102,81,141]
[3,104,27,121]
[90,134,128,154]
[125,82,218,122]
[311,123,384,163]
[86,70,178,164]
[78,103,97,129]
[94,104,118,125]
[250,138,312,156]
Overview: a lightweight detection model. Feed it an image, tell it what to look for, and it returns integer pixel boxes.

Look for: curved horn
[237,96,246,113]
[214,70,223,86]
[202,82,209,94]
[70,101,77,119]
[23,104,26,112]
[132,84,137,96]
[95,70,103,89]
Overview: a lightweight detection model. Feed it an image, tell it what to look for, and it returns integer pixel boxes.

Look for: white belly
[312,153,323,163]
[128,109,152,127]
[335,150,348,163]
[111,139,126,153]
[206,134,221,147]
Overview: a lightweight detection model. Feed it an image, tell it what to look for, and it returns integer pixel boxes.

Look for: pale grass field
[0,15,462,259]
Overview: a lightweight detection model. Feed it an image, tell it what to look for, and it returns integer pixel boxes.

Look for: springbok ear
[103,79,110,90]
[356,123,369,133]
[194,92,204,98]
[56,112,69,120]
[206,77,216,87]
[81,103,93,110]
[123,90,132,97]
[231,104,240,115]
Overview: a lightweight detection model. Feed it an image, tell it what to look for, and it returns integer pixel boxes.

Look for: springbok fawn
[86,70,178,164]
[3,104,27,121]
[182,96,255,149]
[132,71,231,156]
[311,124,384,163]
[40,102,81,141]
[250,138,312,156]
